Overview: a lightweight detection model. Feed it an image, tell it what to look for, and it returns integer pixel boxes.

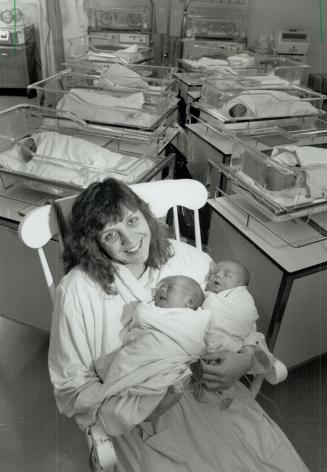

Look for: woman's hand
[200,350,253,391]
[145,386,183,423]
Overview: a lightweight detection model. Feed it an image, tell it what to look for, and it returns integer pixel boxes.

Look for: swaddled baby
[99,266,278,435]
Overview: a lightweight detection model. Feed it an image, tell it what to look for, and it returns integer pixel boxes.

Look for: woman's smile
[97,206,151,274]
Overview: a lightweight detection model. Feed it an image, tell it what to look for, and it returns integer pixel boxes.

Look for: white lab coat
[49,239,309,472]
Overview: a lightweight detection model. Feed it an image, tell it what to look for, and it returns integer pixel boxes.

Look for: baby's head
[229,103,247,118]
[155,275,204,310]
[207,260,250,294]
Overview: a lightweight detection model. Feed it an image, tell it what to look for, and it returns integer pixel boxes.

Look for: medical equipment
[28,70,179,132]
[275,29,310,56]
[76,0,153,65]
[0,2,37,87]
[0,23,33,44]
[0,104,178,201]
[67,33,151,65]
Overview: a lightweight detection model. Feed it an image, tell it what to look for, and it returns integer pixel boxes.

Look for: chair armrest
[265,359,288,385]
[86,425,117,472]
[248,359,288,397]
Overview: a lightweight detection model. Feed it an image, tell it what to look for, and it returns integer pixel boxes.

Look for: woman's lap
[112,383,309,472]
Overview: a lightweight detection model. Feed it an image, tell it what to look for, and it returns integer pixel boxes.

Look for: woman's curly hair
[63,178,174,294]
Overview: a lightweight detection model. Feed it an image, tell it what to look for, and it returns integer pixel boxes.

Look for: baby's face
[155,276,192,309]
[207,261,244,294]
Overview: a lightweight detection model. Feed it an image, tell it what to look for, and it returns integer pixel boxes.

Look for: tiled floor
[0,317,90,472]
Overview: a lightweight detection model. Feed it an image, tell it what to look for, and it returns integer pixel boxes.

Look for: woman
[49,178,309,472]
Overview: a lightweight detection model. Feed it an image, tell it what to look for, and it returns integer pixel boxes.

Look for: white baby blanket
[227,53,255,67]
[99,302,211,435]
[56,88,154,128]
[271,145,327,199]
[183,57,229,69]
[202,287,258,353]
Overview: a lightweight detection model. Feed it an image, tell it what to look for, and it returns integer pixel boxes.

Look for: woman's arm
[49,285,105,432]
[200,350,254,391]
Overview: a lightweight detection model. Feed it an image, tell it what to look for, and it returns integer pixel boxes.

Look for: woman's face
[97,206,151,272]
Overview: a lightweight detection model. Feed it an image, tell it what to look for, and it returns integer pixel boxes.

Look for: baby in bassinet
[220,90,318,120]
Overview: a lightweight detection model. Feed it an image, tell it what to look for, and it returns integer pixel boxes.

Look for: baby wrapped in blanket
[0,131,153,194]
[220,89,319,120]
[56,87,155,128]
[271,144,327,200]
[99,262,280,436]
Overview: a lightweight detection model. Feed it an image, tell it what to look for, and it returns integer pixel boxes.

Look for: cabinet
[0,40,37,88]
[207,197,327,368]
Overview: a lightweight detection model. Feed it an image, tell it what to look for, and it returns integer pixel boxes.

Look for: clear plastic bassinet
[28,70,179,132]
[0,104,177,199]
[197,74,325,131]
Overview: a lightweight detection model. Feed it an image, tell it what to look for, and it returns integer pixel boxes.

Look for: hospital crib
[18,178,288,472]
[28,70,179,132]
[0,104,177,203]
[178,39,309,82]
[63,62,177,94]
[196,74,326,131]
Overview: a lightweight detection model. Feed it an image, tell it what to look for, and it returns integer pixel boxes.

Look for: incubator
[28,70,179,132]
[0,105,177,205]
[179,1,249,73]
[197,73,324,131]
[67,34,152,65]
[66,1,152,65]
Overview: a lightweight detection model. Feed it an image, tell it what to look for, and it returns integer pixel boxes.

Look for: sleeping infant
[99,261,278,436]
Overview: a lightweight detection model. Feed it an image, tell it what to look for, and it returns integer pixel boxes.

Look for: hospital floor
[0,94,326,472]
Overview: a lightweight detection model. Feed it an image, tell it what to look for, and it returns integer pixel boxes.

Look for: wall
[248,0,327,73]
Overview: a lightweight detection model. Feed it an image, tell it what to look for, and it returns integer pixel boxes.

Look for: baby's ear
[185,296,196,309]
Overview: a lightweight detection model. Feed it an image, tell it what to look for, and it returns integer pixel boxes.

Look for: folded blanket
[56,88,155,127]
[271,145,327,199]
